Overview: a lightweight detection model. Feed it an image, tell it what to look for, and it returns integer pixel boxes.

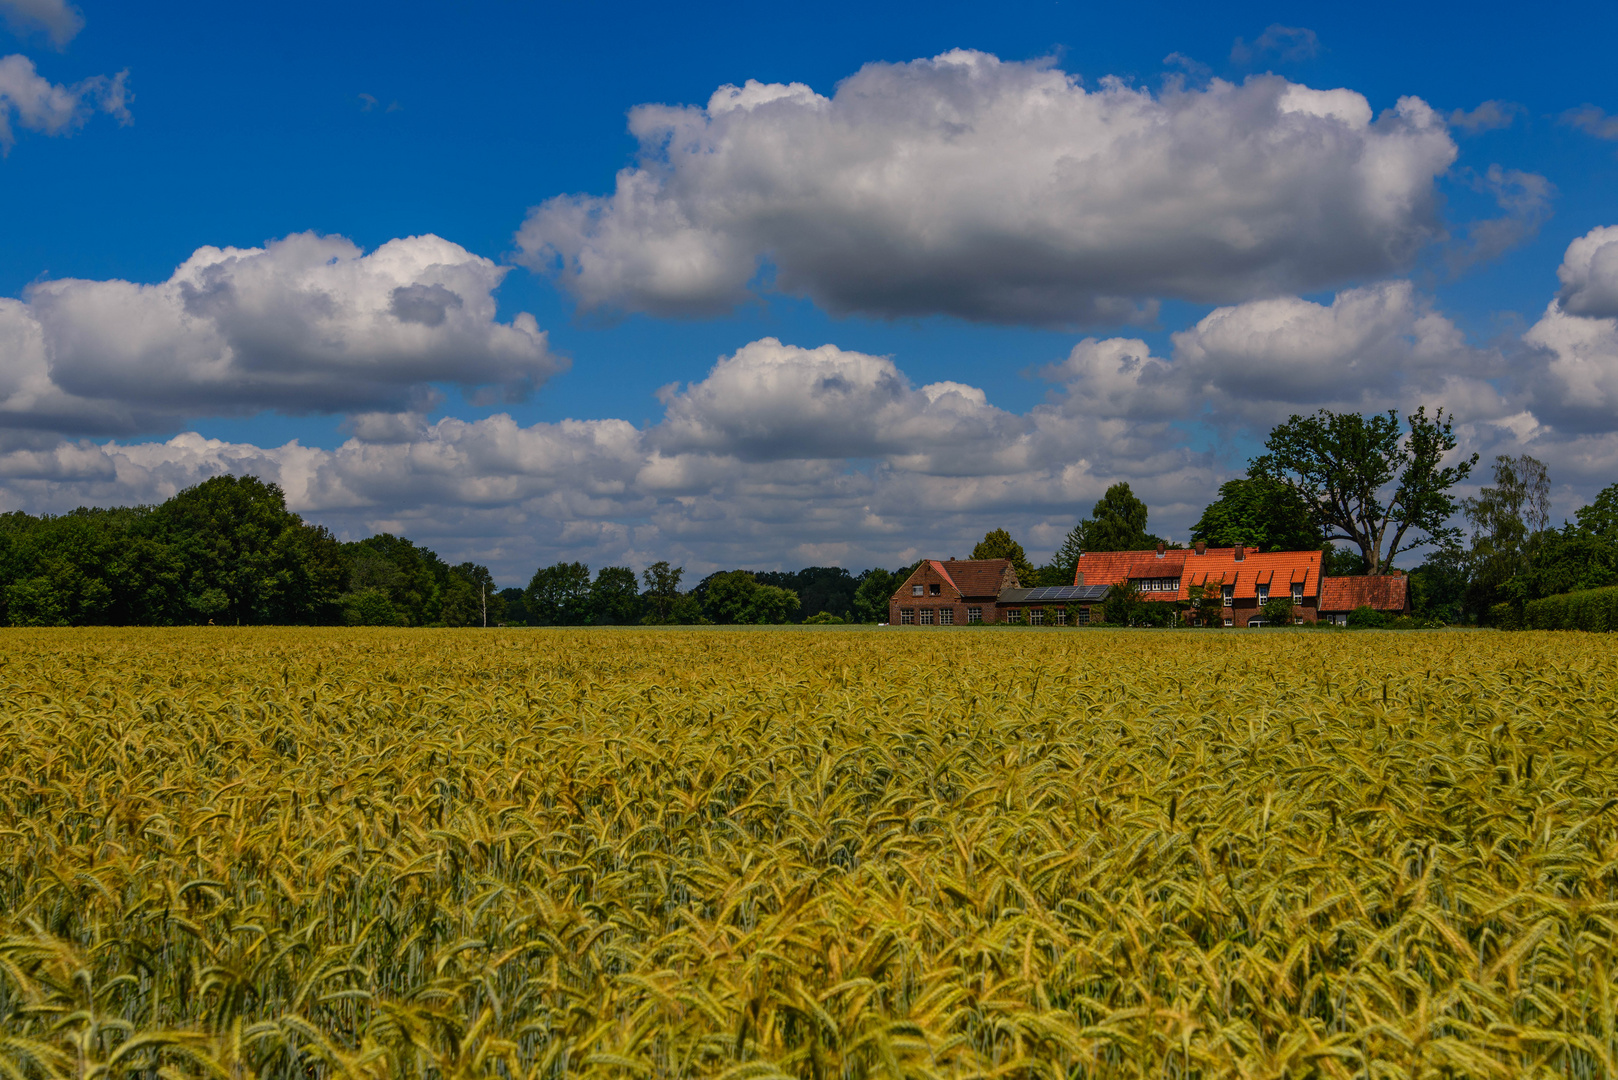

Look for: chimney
[1234,544,1246,562]
[1194,540,1206,555]
[1155,541,1166,557]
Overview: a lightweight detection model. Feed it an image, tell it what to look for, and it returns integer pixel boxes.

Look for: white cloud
[1050,281,1507,428]
[0,53,126,151]
[0,232,563,435]
[1448,100,1523,134]
[517,50,1456,325]
[1523,301,1618,428]
[1556,225,1618,318]
[0,0,82,49]
[1230,25,1321,66]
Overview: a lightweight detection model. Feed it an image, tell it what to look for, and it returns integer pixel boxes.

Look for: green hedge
[1522,585,1618,631]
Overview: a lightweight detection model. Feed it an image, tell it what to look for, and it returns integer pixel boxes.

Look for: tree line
[2,408,1612,626]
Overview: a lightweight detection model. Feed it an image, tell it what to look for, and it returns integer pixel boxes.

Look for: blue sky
[2,0,1617,581]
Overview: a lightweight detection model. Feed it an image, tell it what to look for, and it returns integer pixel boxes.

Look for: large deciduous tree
[1251,408,1476,575]
[1190,476,1324,552]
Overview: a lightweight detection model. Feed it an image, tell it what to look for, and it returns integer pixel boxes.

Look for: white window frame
[900,608,914,624]
[1222,585,1234,606]
[1257,584,1270,603]
[1007,609,1023,624]
[912,584,924,596]
[919,609,934,625]
[967,606,982,623]
[1030,608,1044,625]
[1292,584,1304,605]
[1054,608,1067,626]
[939,608,954,625]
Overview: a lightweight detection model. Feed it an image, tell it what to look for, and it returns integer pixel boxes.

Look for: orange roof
[1074,546,1322,603]
[1318,575,1409,613]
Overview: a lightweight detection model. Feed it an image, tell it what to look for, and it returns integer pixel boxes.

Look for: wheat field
[1,627,1616,1079]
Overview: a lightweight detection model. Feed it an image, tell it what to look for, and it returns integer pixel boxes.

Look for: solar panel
[1021,585,1106,601]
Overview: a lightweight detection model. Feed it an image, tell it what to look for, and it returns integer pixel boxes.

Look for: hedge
[1522,585,1618,631]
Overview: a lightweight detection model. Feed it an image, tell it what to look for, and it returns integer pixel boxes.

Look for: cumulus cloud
[0,53,127,152]
[1052,281,1507,427]
[0,0,82,48]
[0,232,562,435]
[1555,225,1618,318]
[517,50,1456,326]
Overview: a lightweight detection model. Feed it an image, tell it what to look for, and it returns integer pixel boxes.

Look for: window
[1075,606,1090,625]
[1292,584,1304,605]
[939,608,954,625]
[900,608,914,624]
[1222,585,1234,606]
[1257,584,1269,603]
[1030,608,1044,625]
[967,606,982,623]
[929,583,941,596]
[1248,617,1265,628]
[912,584,924,596]
[1007,609,1023,624]
[919,609,934,625]
[1054,607,1067,626]
[1223,616,1233,626]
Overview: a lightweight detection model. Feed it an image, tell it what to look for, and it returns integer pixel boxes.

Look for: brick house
[1318,574,1411,625]
[888,558,1021,625]
[1073,542,1324,626]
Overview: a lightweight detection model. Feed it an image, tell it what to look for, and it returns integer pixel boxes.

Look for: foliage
[525,561,594,626]
[803,610,845,624]
[1252,407,1477,574]
[1523,584,1618,631]
[700,570,800,624]
[851,566,907,623]
[1060,482,1160,556]
[1190,476,1324,552]
[589,566,642,625]
[3,629,1617,1078]
[1101,578,1144,625]
[1258,596,1295,626]
[1185,582,1223,627]
[498,586,529,625]
[754,566,857,621]
[638,561,687,624]
[1346,604,1388,628]
[1462,454,1552,617]
[1322,545,1366,576]
[970,528,1037,585]
[1575,480,1618,542]
[1408,546,1469,624]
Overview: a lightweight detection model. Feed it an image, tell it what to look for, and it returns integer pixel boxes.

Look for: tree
[525,561,593,625]
[852,568,900,623]
[1102,579,1144,626]
[1060,482,1161,559]
[1186,582,1224,627]
[1190,476,1324,552]
[1575,481,1618,542]
[1462,454,1551,619]
[640,561,685,624]
[590,566,642,624]
[1259,597,1295,626]
[701,570,800,624]
[498,587,529,625]
[1252,407,1477,575]
[971,529,1036,585]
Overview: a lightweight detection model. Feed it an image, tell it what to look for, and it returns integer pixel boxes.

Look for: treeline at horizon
[0,475,923,627]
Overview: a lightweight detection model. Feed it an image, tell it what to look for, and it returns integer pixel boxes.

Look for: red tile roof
[1075,546,1323,603]
[1318,575,1409,613]
[938,558,1016,597]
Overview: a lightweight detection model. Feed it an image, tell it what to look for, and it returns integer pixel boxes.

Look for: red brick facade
[888,559,1020,626]
[1074,543,1323,626]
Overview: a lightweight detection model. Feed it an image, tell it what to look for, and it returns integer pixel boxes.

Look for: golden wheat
[0,628,1615,1079]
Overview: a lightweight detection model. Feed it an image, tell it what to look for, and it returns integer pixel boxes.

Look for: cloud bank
[517,50,1458,325]
[0,232,562,437]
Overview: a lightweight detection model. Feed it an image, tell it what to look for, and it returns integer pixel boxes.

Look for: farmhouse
[1073,542,1324,626]
[888,542,1353,626]
[1318,574,1411,625]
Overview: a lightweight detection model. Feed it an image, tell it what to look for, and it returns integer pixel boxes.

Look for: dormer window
[1292,584,1304,605]
[1257,584,1269,603]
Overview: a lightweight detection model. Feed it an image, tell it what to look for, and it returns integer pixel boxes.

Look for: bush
[1523,585,1618,631]
[1259,598,1294,626]
[1488,602,1523,631]
[803,611,845,624]
[1346,605,1387,629]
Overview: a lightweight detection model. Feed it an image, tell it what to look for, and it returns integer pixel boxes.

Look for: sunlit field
[2,627,1616,1079]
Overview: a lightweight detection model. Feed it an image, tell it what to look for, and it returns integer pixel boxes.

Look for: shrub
[1488,602,1523,631]
[803,611,845,624]
[1347,605,1387,629]
[1523,584,1618,631]
[1259,598,1294,626]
